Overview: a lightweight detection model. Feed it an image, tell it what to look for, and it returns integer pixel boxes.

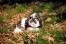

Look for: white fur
[14,25,22,33]
[27,27,40,32]
[30,13,37,18]
[21,18,27,27]
[29,19,40,27]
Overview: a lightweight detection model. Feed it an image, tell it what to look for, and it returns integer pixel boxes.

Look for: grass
[22,28,62,44]
[4,3,29,19]
[45,15,62,24]
[16,4,29,13]
[0,2,65,44]
[4,5,17,19]
[0,16,4,23]
[0,27,8,33]
[35,38,48,44]
[40,2,53,12]
[34,29,48,44]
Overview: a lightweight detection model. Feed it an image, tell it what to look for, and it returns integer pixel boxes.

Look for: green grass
[16,4,29,13]
[35,38,48,44]
[0,16,4,23]
[40,2,53,12]
[0,27,8,33]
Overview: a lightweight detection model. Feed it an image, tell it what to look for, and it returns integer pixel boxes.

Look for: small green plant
[48,29,62,44]
[0,27,8,33]
[16,4,28,13]
[45,15,62,24]
[35,37,48,44]
[40,2,53,12]
[32,6,40,13]
[23,32,29,44]
[34,30,48,44]
[51,15,61,23]
[0,16,4,23]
